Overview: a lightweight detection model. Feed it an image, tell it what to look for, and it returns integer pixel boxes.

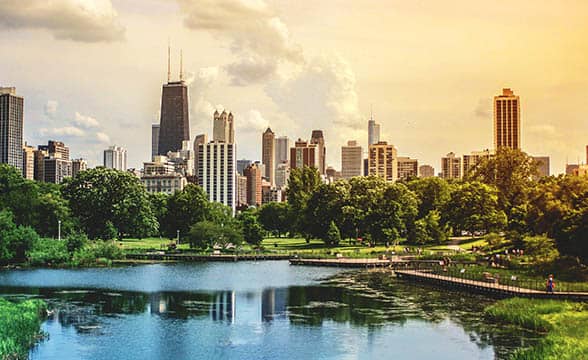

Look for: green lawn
[118,237,191,251]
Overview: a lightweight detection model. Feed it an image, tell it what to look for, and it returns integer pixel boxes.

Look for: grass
[118,237,191,251]
[484,298,588,359]
[0,298,46,360]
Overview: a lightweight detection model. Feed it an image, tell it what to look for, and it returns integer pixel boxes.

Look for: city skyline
[1,1,587,173]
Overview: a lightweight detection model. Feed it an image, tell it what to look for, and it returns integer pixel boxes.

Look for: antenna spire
[370,104,373,120]
[167,40,171,83]
[179,49,184,82]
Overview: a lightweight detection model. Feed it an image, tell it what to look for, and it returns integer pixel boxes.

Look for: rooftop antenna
[179,49,184,82]
[370,104,374,120]
[167,40,171,83]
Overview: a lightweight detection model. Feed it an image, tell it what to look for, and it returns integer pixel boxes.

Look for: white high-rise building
[198,142,236,213]
[368,115,380,146]
[341,140,362,178]
[103,146,127,171]
[274,136,290,168]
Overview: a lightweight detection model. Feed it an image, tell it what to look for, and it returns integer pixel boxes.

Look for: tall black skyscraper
[0,87,24,171]
[157,48,189,155]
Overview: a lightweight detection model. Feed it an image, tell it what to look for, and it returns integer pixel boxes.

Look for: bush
[523,235,559,263]
[69,241,123,267]
[0,298,46,359]
[26,238,70,266]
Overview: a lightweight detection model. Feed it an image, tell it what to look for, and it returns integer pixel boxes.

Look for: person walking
[546,274,556,293]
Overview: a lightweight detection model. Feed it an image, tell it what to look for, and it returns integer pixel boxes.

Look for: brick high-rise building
[397,157,418,180]
[494,88,521,149]
[341,140,362,179]
[310,130,326,174]
[0,87,23,172]
[441,152,461,180]
[262,128,275,185]
[244,163,262,207]
[290,139,318,170]
[418,165,434,178]
[368,141,397,181]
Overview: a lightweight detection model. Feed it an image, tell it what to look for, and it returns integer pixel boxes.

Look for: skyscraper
[341,140,362,178]
[38,140,69,160]
[197,142,236,212]
[419,165,434,178]
[494,88,521,149]
[213,110,234,143]
[275,136,290,166]
[368,141,397,181]
[244,163,262,207]
[104,146,127,171]
[368,113,380,146]
[0,87,24,171]
[262,128,275,185]
[290,139,318,170]
[441,152,462,180]
[71,158,87,177]
[22,144,35,180]
[151,124,160,158]
[157,49,190,155]
[310,130,326,175]
[397,157,418,180]
[463,149,493,177]
[275,163,290,189]
[193,134,207,178]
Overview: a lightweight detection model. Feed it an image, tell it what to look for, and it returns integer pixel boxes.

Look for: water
[0,261,539,359]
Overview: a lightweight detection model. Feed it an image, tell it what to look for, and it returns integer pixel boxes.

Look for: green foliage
[65,233,89,253]
[522,235,560,263]
[26,238,69,266]
[70,241,124,267]
[0,164,40,228]
[407,177,451,217]
[188,221,243,250]
[325,221,341,245]
[443,181,507,235]
[258,202,290,237]
[240,211,265,245]
[62,167,158,240]
[148,192,168,236]
[162,184,208,239]
[0,210,39,264]
[484,232,505,248]
[0,298,46,360]
[286,166,322,233]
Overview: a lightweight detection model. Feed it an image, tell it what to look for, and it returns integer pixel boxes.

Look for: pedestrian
[546,274,555,293]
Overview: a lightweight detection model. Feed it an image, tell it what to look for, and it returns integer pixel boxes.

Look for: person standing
[546,274,556,293]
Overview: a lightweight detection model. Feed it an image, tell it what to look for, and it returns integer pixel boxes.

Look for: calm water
[0,261,538,359]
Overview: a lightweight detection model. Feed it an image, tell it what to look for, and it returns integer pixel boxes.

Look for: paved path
[289,258,392,268]
[395,270,588,300]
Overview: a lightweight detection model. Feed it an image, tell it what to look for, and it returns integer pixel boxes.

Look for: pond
[0,261,539,359]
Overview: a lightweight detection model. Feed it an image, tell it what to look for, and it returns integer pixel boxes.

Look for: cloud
[44,100,59,119]
[73,112,100,128]
[240,110,268,132]
[178,0,302,85]
[0,0,125,42]
[474,98,491,118]
[39,126,86,137]
[96,132,110,143]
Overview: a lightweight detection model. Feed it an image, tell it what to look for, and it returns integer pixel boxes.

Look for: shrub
[0,298,46,359]
[26,238,69,266]
[69,241,123,267]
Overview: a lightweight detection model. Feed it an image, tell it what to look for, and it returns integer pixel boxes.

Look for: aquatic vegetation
[0,298,46,360]
[484,298,588,359]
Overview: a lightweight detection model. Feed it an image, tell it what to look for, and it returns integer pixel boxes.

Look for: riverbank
[0,298,46,360]
[485,298,588,359]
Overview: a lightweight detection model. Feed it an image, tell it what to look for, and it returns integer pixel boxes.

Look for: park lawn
[485,298,588,359]
[119,237,191,251]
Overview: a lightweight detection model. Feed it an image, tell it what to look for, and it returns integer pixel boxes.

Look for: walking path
[395,269,588,300]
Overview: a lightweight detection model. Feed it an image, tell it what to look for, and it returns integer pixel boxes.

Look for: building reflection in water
[210,291,235,323]
[149,292,168,314]
[262,288,288,322]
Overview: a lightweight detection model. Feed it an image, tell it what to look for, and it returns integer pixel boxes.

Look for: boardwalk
[395,269,588,300]
[125,253,290,262]
[289,258,392,268]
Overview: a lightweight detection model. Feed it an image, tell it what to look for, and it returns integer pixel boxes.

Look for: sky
[1,0,587,174]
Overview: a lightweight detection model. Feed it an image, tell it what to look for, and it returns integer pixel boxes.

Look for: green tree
[188,221,243,250]
[0,210,39,264]
[258,202,290,237]
[162,184,210,239]
[304,181,349,242]
[62,167,157,239]
[34,183,75,237]
[325,221,342,245]
[240,212,265,246]
[407,177,451,218]
[444,181,507,235]
[522,235,559,263]
[0,164,40,227]
[286,166,322,233]
[148,192,168,236]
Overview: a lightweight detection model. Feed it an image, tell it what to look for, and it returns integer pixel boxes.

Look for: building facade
[368,141,398,181]
[193,134,207,178]
[262,127,275,185]
[71,158,87,177]
[151,124,160,158]
[237,175,248,208]
[418,165,435,178]
[274,136,290,168]
[43,157,72,184]
[532,156,550,179]
[290,139,318,171]
[463,149,493,177]
[275,162,290,189]
[213,110,234,143]
[0,87,23,172]
[310,130,326,175]
[104,146,127,171]
[341,140,362,179]
[368,115,380,146]
[397,157,418,180]
[22,144,35,179]
[197,142,236,212]
[158,80,190,155]
[244,163,262,207]
[494,88,521,149]
[441,152,462,180]
[141,173,187,194]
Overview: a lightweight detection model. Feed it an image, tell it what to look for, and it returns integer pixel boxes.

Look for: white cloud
[96,132,110,143]
[0,0,125,42]
[44,100,59,119]
[73,112,100,128]
[40,126,86,137]
[240,110,268,133]
[178,0,302,85]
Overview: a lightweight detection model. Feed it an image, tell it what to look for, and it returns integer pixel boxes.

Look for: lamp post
[177,230,180,245]
[58,220,62,241]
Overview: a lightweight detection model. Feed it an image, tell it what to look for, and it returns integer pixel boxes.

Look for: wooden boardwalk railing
[395,269,588,300]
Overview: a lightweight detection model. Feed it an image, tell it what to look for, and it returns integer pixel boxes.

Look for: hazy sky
[1,0,587,173]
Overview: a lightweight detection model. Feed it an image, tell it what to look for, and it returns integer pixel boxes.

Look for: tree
[325,221,341,245]
[0,210,39,264]
[0,164,40,227]
[34,183,75,237]
[468,148,537,219]
[522,235,559,263]
[286,166,322,233]
[407,177,451,218]
[258,202,290,237]
[304,181,349,242]
[62,167,158,239]
[188,221,243,250]
[148,192,168,236]
[240,212,265,246]
[443,181,507,235]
